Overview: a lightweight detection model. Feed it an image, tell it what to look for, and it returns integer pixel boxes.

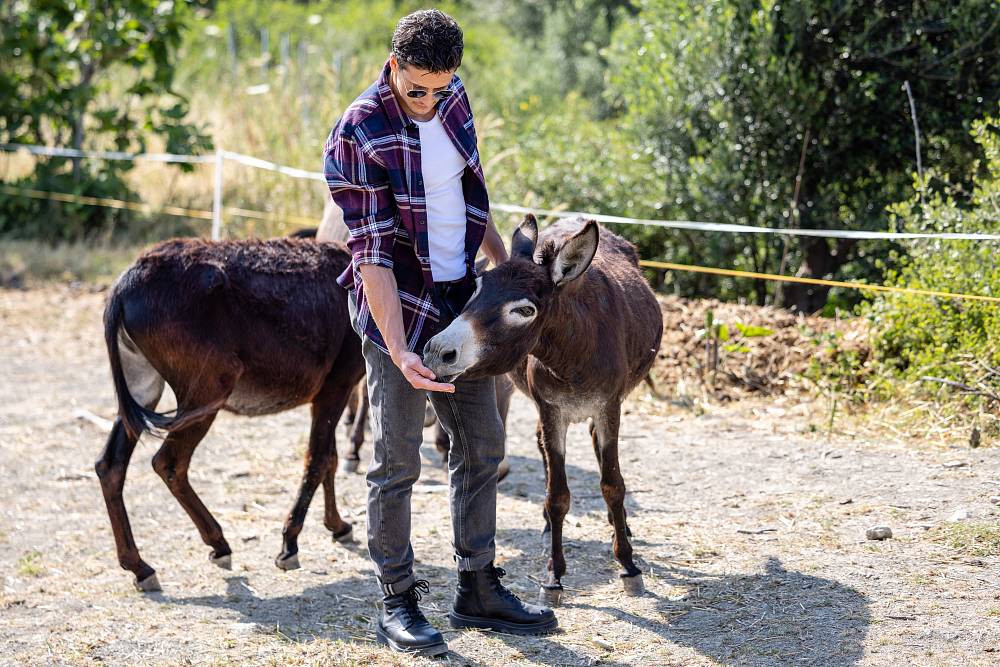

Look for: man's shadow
[566,555,868,667]
[495,525,868,667]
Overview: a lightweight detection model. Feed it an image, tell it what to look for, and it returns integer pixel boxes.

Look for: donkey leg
[589,419,632,537]
[278,379,354,569]
[341,380,367,474]
[594,406,643,596]
[535,419,551,538]
[343,376,360,426]
[151,414,232,569]
[433,420,450,468]
[325,378,359,540]
[538,410,570,606]
[96,418,160,591]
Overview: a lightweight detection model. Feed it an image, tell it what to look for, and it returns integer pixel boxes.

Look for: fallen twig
[919,376,1000,403]
[736,527,779,535]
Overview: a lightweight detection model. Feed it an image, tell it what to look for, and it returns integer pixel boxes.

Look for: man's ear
[511,214,538,261]
[551,220,599,286]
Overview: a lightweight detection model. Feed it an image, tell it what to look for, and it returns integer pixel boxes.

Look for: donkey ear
[511,214,538,260]
[551,220,598,286]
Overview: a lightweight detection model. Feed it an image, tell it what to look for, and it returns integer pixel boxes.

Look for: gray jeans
[348,291,506,596]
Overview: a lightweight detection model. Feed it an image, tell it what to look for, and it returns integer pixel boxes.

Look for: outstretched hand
[393,350,455,393]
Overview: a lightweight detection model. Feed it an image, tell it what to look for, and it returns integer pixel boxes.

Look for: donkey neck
[530,284,599,376]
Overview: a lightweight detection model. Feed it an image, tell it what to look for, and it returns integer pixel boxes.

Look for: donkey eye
[512,305,536,318]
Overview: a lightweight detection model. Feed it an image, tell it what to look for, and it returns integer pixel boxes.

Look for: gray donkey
[422,214,663,604]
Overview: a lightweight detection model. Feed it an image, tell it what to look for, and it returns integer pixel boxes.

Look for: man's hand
[392,349,456,393]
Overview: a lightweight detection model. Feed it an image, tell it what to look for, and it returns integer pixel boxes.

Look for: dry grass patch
[930,522,1000,557]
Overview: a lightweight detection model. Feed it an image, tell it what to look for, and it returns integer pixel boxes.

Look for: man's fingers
[403,368,454,393]
[411,362,436,380]
[420,378,456,393]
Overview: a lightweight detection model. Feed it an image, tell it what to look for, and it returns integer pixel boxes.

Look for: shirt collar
[376,57,462,132]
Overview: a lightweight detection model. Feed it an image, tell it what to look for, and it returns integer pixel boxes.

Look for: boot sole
[375,625,448,657]
[448,611,558,636]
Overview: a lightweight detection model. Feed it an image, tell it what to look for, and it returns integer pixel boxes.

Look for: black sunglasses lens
[436,90,454,100]
[406,89,427,99]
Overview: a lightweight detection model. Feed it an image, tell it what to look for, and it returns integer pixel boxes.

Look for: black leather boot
[376,580,448,656]
[449,563,558,635]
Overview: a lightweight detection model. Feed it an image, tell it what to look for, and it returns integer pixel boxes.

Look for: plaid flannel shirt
[323,59,490,354]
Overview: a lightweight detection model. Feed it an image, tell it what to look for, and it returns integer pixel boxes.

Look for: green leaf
[734,323,774,338]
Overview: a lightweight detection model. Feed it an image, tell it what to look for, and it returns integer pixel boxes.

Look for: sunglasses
[407,88,454,101]
[396,69,454,101]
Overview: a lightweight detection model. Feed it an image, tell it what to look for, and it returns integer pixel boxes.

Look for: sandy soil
[0,284,998,667]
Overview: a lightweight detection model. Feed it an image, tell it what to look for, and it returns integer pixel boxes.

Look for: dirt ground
[1,284,998,667]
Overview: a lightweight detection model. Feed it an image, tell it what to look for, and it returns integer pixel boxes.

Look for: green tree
[610,0,1000,310]
[0,0,212,240]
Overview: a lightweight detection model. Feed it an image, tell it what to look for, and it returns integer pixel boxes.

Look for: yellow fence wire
[3,184,998,304]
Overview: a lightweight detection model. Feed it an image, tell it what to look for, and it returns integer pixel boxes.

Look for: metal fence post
[212,148,223,240]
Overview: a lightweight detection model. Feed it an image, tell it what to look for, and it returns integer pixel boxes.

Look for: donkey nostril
[442,349,458,365]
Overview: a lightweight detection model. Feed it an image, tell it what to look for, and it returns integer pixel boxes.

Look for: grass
[930,522,1000,557]
[0,239,150,287]
[831,380,1000,450]
[16,550,46,577]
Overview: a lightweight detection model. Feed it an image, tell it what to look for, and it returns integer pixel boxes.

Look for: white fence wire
[2,141,998,242]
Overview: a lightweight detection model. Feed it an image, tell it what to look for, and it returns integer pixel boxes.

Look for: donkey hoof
[340,458,360,474]
[621,572,645,597]
[275,553,300,571]
[209,552,232,570]
[134,572,162,593]
[332,524,354,543]
[538,584,563,607]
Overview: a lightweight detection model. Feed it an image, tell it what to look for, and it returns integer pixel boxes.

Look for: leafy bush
[869,114,1000,386]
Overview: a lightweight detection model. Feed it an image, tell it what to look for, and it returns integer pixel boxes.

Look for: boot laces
[389,579,431,628]
[486,566,519,602]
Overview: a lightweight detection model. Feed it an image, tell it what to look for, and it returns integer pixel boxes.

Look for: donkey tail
[104,281,225,440]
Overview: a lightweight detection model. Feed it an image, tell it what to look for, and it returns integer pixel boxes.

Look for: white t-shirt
[414,114,468,282]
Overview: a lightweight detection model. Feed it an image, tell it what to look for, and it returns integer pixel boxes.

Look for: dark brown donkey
[422,215,663,605]
[97,237,364,591]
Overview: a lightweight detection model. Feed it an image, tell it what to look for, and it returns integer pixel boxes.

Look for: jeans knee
[367,448,422,491]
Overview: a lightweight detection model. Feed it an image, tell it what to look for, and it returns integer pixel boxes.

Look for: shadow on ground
[578,556,869,667]
[497,453,645,515]
[154,527,867,667]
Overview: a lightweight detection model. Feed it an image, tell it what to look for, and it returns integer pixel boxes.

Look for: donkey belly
[515,359,609,424]
[223,379,315,416]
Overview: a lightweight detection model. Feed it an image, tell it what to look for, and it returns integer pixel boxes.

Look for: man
[323,9,556,657]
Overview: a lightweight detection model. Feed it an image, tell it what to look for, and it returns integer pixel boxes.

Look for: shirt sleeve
[323,125,396,270]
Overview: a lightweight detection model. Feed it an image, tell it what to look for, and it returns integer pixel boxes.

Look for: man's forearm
[358,263,455,392]
[481,214,509,266]
[358,264,408,361]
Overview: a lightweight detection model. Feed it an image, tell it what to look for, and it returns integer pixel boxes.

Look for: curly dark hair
[391,9,463,73]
